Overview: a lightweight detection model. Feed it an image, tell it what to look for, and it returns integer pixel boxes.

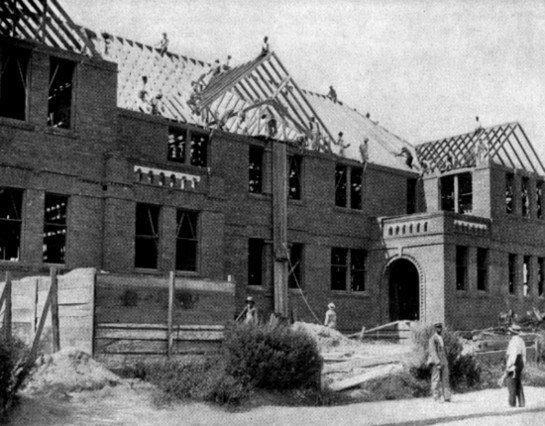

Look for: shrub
[222,322,323,390]
[409,322,481,391]
[0,336,31,422]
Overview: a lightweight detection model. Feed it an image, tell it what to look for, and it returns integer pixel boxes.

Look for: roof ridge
[420,121,520,146]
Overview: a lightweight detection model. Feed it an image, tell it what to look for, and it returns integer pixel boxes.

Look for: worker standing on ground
[505,324,526,407]
[244,296,259,325]
[427,322,451,402]
[324,303,337,329]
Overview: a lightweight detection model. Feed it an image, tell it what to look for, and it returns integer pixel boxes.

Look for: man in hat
[505,324,526,407]
[244,296,258,325]
[427,322,451,402]
[324,303,337,329]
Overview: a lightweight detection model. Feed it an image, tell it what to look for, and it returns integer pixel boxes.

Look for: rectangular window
[331,247,348,291]
[506,173,514,214]
[335,164,347,207]
[43,194,68,264]
[0,45,29,120]
[189,132,208,167]
[476,248,488,291]
[508,254,516,294]
[288,244,303,289]
[350,249,366,292]
[288,155,302,200]
[456,246,468,291]
[538,257,544,297]
[521,177,530,218]
[249,145,264,194]
[350,167,363,210]
[523,255,530,296]
[135,203,160,269]
[176,210,198,271]
[248,239,264,286]
[0,188,23,261]
[407,178,417,214]
[167,128,186,163]
[440,175,455,212]
[48,57,75,129]
[458,173,472,214]
[537,181,543,219]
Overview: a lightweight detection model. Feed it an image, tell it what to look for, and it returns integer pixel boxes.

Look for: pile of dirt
[292,322,362,353]
[24,348,120,394]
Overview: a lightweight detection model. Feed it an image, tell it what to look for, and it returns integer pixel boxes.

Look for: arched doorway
[388,258,420,321]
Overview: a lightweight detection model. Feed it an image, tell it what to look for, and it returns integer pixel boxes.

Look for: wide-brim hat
[245,296,254,304]
[434,322,443,328]
[508,324,521,334]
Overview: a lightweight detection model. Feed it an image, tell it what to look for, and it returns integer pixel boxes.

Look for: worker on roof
[235,110,248,135]
[308,117,321,151]
[157,32,169,56]
[324,303,337,329]
[427,322,451,402]
[335,132,351,157]
[396,146,414,169]
[327,86,338,103]
[223,55,232,71]
[212,59,222,77]
[359,138,369,165]
[260,36,270,57]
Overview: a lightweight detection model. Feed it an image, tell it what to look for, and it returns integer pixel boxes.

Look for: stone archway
[387,258,420,321]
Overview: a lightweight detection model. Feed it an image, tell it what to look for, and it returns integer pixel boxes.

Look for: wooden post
[167,271,175,358]
[2,272,12,340]
[50,267,60,352]
[535,338,540,364]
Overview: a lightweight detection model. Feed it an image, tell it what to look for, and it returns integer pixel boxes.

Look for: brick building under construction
[1,0,544,331]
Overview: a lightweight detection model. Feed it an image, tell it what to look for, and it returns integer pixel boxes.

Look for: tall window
[288,244,303,289]
[43,194,68,264]
[407,178,417,214]
[505,173,514,214]
[335,165,347,207]
[456,246,468,290]
[508,254,516,294]
[350,167,363,210]
[248,239,264,286]
[48,57,75,129]
[176,210,198,271]
[167,127,209,167]
[477,248,488,291]
[0,188,23,261]
[521,177,530,218]
[537,181,543,219]
[538,257,544,297]
[249,146,264,194]
[0,45,29,120]
[135,203,160,269]
[440,173,472,214]
[523,255,530,296]
[288,155,302,200]
[331,248,367,291]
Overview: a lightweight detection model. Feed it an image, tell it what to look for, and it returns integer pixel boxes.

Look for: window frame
[331,247,367,293]
[508,253,516,295]
[521,177,530,218]
[249,145,264,194]
[476,248,488,292]
[167,126,209,168]
[440,172,472,214]
[288,243,304,289]
[175,209,199,272]
[455,245,468,291]
[43,193,69,265]
[505,173,514,214]
[523,255,531,297]
[247,238,264,286]
[0,187,23,262]
[134,203,161,270]
[47,56,76,130]
[0,44,30,122]
[288,154,302,200]
[538,257,544,297]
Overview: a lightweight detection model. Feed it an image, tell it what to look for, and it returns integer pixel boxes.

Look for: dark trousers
[506,355,525,407]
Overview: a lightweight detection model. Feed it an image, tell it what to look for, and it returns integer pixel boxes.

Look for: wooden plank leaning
[1,271,13,340]
[167,271,175,358]
[50,267,60,352]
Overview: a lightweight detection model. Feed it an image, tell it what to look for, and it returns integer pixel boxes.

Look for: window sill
[134,267,161,275]
[249,192,270,200]
[0,117,35,131]
[288,198,304,206]
[330,290,369,298]
[44,126,79,139]
[175,270,200,278]
[333,206,363,214]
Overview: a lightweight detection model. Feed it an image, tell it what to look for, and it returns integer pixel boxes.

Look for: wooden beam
[50,267,60,352]
[167,271,175,358]
[1,272,12,341]
[510,126,538,174]
[517,124,545,175]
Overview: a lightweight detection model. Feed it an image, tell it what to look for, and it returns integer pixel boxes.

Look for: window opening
[189,132,208,167]
[335,164,347,207]
[537,181,543,219]
[0,45,29,120]
[167,128,186,163]
[407,178,417,214]
[350,167,363,210]
[0,188,23,261]
[43,194,68,264]
[458,173,472,213]
[248,238,264,286]
[288,155,302,200]
[440,175,455,212]
[477,248,488,291]
[48,57,75,129]
[456,246,468,290]
[508,254,516,294]
[249,146,264,194]
[521,177,530,218]
[135,204,160,269]
[331,247,347,290]
[538,257,544,297]
[350,249,366,291]
[523,255,530,296]
[506,173,514,214]
[176,210,198,271]
[288,243,303,289]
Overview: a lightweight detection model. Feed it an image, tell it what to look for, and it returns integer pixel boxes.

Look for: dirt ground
[11,382,545,426]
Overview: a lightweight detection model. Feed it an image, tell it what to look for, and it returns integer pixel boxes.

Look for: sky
[62,0,545,156]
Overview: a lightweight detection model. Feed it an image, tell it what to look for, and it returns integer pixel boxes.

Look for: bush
[410,323,481,391]
[222,322,323,390]
[0,336,31,422]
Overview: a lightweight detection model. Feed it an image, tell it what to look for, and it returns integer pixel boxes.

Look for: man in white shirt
[505,324,526,407]
[427,322,451,402]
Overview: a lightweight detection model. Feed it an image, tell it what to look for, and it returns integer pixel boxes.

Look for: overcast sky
[62,0,545,156]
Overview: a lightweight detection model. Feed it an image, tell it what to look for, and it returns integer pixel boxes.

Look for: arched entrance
[388,258,420,321]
